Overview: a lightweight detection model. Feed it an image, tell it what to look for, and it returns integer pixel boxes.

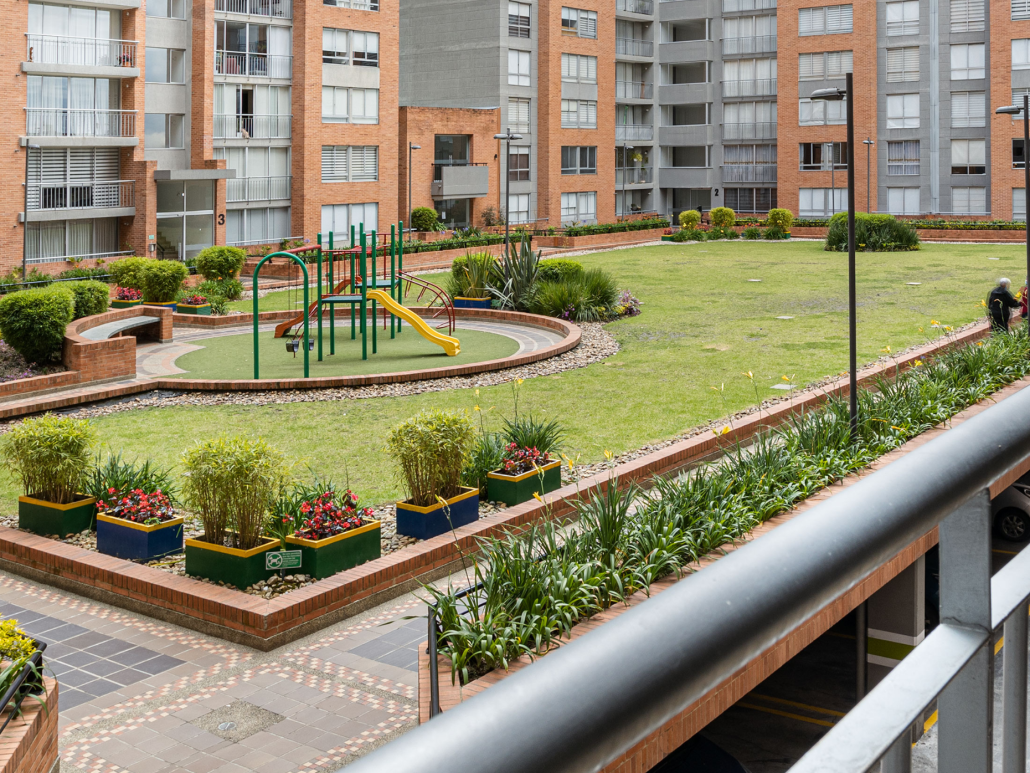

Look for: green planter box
[661,235,676,242]
[184,535,279,590]
[144,301,177,312]
[18,495,96,537]
[111,299,143,309]
[486,460,562,506]
[176,303,211,315]
[284,520,381,580]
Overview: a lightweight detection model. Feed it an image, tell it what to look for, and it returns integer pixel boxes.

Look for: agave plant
[489,234,539,311]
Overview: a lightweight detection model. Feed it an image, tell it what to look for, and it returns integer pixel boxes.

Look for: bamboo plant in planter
[389,409,478,540]
[181,436,289,590]
[2,415,98,537]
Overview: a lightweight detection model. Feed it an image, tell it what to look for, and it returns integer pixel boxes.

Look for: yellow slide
[366,290,461,356]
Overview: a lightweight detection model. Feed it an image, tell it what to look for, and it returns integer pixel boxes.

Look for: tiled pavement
[0,571,429,772]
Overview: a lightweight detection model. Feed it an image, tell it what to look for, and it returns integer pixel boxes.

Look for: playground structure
[251,223,461,378]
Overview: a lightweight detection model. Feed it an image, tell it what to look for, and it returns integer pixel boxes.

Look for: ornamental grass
[387,409,475,507]
[1,414,97,504]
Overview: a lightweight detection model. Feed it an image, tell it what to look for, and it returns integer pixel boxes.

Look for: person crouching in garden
[988,278,1021,333]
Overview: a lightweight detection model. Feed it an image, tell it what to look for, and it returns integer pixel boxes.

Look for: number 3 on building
[217,214,225,225]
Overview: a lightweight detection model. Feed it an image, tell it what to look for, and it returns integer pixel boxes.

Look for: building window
[952,0,985,31]
[561,99,597,128]
[509,2,530,37]
[225,207,291,246]
[561,7,597,38]
[507,193,530,223]
[321,87,378,123]
[560,191,596,223]
[321,146,378,182]
[799,98,846,126]
[145,48,186,83]
[887,187,920,214]
[323,0,379,10]
[665,103,710,126]
[146,0,185,18]
[886,47,919,82]
[25,217,120,264]
[1015,139,1026,169]
[1015,40,1030,71]
[145,113,184,148]
[798,50,852,80]
[798,5,853,35]
[508,49,530,86]
[1015,0,1030,20]
[509,146,530,181]
[321,202,378,237]
[951,91,985,128]
[508,97,531,133]
[887,141,920,174]
[886,93,920,128]
[800,142,846,170]
[799,188,847,216]
[885,0,918,35]
[322,28,378,66]
[950,43,984,80]
[561,146,596,174]
[1014,188,1026,219]
[951,139,986,175]
[561,54,597,83]
[952,186,986,213]
[724,188,777,212]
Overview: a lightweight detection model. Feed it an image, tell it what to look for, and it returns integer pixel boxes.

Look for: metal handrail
[722,78,777,98]
[214,113,292,139]
[0,639,46,735]
[616,124,654,141]
[615,0,653,13]
[723,121,777,139]
[25,34,137,66]
[26,180,134,210]
[345,372,1030,773]
[721,34,777,55]
[721,163,778,182]
[25,107,136,137]
[616,80,653,99]
[215,50,292,78]
[225,175,291,202]
[615,37,653,56]
[215,0,292,17]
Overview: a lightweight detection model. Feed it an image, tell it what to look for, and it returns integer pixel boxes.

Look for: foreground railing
[345,377,1030,773]
[214,114,292,139]
[215,0,292,17]
[215,51,292,78]
[226,176,291,202]
[616,124,654,141]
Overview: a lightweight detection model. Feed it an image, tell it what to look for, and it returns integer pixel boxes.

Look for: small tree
[140,261,189,303]
[679,210,701,229]
[194,246,246,281]
[108,257,153,291]
[411,207,441,232]
[710,207,736,227]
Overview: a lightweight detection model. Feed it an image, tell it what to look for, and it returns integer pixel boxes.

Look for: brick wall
[62,306,173,382]
[0,677,58,773]
[1,0,32,275]
[990,0,1030,220]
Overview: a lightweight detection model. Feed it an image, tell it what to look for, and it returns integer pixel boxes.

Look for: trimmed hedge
[826,212,920,252]
[108,257,151,291]
[538,259,584,282]
[0,285,75,363]
[140,260,189,303]
[195,246,246,281]
[411,207,440,232]
[558,217,670,237]
[69,280,110,319]
[710,207,735,227]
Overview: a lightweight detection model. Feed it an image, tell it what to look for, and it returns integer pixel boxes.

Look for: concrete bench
[79,316,163,342]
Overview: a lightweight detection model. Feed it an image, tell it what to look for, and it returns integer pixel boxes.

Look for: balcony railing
[25,108,136,137]
[615,0,653,14]
[616,124,654,141]
[722,0,776,10]
[215,0,292,17]
[25,34,137,67]
[27,180,134,211]
[226,176,292,202]
[722,78,778,98]
[616,166,654,184]
[721,35,777,56]
[214,114,292,139]
[215,51,292,78]
[722,121,777,140]
[721,163,778,182]
[616,80,653,100]
[616,38,654,57]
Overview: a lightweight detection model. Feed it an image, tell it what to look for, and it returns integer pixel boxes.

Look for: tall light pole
[812,73,857,443]
[621,144,633,222]
[997,96,1030,329]
[408,142,421,234]
[494,127,524,252]
[862,138,874,213]
[22,142,40,278]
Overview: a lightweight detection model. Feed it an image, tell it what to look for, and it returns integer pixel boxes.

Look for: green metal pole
[302,263,309,378]
[252,262,261,379]
[350,225,356,339]
[397,221,404,335]
[390,224,396,338]
[360,230,367,360]
[371,230,378,354]
[328,232,335,355]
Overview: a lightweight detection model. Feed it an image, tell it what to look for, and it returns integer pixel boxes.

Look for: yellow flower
[918,326,924,333]
[742,370,754,380]
[981,299,988,308]
[473,405,480,412]
[532,492,544,503]
[516,378,524,386]
[913,359,923,367]
[930,319,940,326]
[604,450,614,461]
[475,388,480,397]
[712,425,731,436]
[881,346,891,354]
[944,325,953,332]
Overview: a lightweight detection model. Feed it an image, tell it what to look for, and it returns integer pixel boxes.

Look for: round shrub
[197,278,244,302]
[1,414,97,504]
[710,207,736,227]
[194,246,246,281]
[672,228,706,242]
[767,208,794,232]
[825,212,920,252]
[140,260,189,303]
[538,259,584,283]
[0,285,75,364]
[108,257,152,291]
[68,280,110,319]
[387,409,475,507]
[679,210,701,229]
[411,207,440,232]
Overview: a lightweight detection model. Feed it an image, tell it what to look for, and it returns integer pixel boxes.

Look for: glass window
[951,43,984,79]
[886,0,919,34]
[953,0,984,30]
[798,4,853,35]
[508,97,531,132]
[321,202,378,236]
[146,0,185,18]
[435,134,470,164]
[509,146,530,181]
[951,139,986,174]
[507,193,530,223]
[887,141,920,175]
[799,188,847,216]
[886,93,920,128]
[952,186,986,213]
[561,99,597,128]
[799,98,846,126]
[799,142,845,170]
[145,48,186,83]
[321,87,378,123]
[561,54,597,83]
[887,187,920,214]
[508,49,530,86]
[561,146,596,174]
[561,7,597,38]
[1014,187,1026,219]
[560,191,596,222]
[886,47,919,82]
[156,180,183,213]
[952,91,986,128]
[509,2,530,37]
[1015,40,1030,71]
[1014,139,1026,169]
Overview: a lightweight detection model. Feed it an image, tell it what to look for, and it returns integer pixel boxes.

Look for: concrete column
[866,556,926,688]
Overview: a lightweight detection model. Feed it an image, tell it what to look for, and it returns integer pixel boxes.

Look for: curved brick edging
[0,318,1001,649]
[0,676,58,773]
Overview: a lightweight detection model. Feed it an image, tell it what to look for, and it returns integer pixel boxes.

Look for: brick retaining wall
[533,228,667,248]
[0,677,58,773]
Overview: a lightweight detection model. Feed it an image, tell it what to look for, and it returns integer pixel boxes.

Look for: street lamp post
[22,143,40,278]
[997,95,1030,328]
[862,138,874,213]
[407,142,421,235]
[494,128,524,252]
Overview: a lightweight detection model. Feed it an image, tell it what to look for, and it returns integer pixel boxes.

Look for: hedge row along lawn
[0,240,1021,515]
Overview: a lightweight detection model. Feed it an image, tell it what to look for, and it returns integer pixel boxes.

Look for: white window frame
[952,0,985,31]
[321,86,379,124]
[560,191,597,223]
[952,186,986,213]
[887,140,920,175]
[508,49,531,86]
[798,4,853,35]
[886,0,919,35]
[950,43,985,80]
[886,93,920,128]
[561,7,597,38]
[887,187,921,214]
[886,47,920,82]
[951,91,985,128]
[321,145,378,182]
[508,96,531,133]
[799,187,848,216]
[561,53,597,84]
[799,97,846,126]
[508,1,530,37]
[561,99,597,128]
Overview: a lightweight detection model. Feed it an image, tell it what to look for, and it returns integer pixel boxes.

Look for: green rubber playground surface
[168,324,520,380]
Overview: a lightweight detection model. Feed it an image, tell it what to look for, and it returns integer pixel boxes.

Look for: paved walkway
[7,570,430,773]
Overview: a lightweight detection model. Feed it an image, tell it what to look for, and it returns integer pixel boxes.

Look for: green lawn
[4,240,1021,514]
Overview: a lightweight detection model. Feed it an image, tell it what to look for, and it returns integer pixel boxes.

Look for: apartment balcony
[616,80,654,100]
[226,175,291,203]
[214,114,292,139]
[616,124,654,141]
[25,179,134,219]
[25,108,137,144]
[721,35,777,56]
[722,0,776,10]
[722,121,777,140]
[432,163,489,199]
[24,35,138,76]
[615,0,653,14]
[215,51,292,79]
[616,38,654,58]
[215,0,292,18]
[721,163,778,183]
[616,166,654,185]
[722,79,777,98]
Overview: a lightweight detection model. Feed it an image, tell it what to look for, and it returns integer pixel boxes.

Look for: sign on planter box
[266,550,302,570]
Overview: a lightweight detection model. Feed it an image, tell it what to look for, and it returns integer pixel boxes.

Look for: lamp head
[996,105,1023,115]
[810,87,846,101]
[862,138,874,145]
[410,144,421,150]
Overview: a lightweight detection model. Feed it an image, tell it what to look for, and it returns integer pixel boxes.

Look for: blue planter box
[96,514,184,562]
[452,297,492,310]
[396,487,479,540]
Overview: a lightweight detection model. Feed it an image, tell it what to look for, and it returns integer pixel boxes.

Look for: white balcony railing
[722,0,776,10]
[27,248,132,266]
[615,0,653,13]
[25,34,137,67]
[25,108,136,137]
[27,180,134,211]
[616,80,654,100]
[616,167,654,184]
[215,51,292,78]
[214,114,292,139]
[721,163,778,182]
[215,0,292,17]
[721,35,777,56]
[616,37,654,57]
[226,175,291,202]
[722,78,778,98]
[616,124,654,141]
[722,121,777,140]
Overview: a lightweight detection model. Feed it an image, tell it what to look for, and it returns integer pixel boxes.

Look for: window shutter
[352,146,377,181]
[952,0,985,30]
[798,7,820,34]
[798,53,816,79]
[321,146,347,181]
[1015,0,1030,20]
